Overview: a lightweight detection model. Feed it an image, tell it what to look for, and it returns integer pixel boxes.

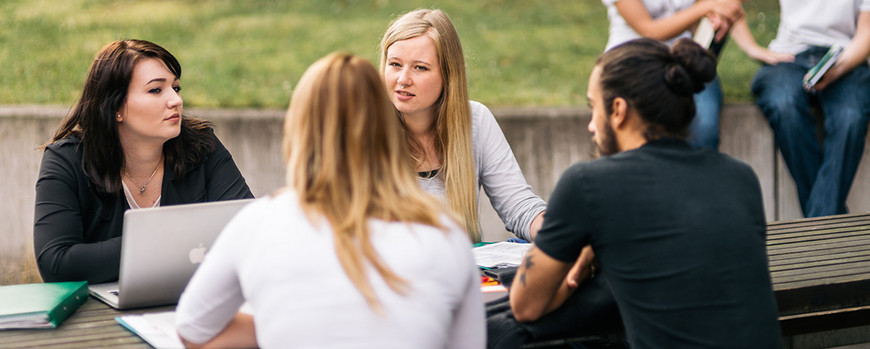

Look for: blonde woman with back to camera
[379,9,547,243]
[175,53,485,348]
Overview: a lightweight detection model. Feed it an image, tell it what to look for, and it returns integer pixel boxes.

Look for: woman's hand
[812,61,846,92]
[730,19,795,65]
[706,0,744,25]
[746,46,796,65]
[703,0,744,41]
[813,12,870,91]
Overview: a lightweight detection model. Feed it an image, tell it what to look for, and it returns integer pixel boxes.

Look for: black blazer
[33,133,254,283]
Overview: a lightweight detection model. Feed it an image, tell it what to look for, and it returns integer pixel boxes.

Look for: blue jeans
[688,76,723,149]
[751,47,870,217]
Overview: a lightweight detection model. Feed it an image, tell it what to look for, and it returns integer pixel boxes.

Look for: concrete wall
[481,104,870,241]
[3,104,870,282]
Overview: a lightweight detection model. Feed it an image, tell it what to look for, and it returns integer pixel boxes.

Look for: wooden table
[3,213,870,347]
[0,297,173,349]
[768,212,870,335]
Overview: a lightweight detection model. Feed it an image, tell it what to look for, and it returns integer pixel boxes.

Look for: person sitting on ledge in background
[175,52,484,349]
[730,0,870,218]
[507,38,782,347]
[600,0,745,150]
[34,39,253,284]
[379,9,546,243]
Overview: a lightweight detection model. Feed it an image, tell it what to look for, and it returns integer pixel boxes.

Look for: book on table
[0,281,89,329]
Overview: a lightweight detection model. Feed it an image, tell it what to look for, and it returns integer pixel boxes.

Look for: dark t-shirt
[535,139,782,348]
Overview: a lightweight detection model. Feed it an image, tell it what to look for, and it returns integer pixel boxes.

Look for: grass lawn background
[1,0,780,109]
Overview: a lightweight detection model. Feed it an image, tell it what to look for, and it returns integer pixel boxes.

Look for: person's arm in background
[729,19,795,65]
[616,0,744,42]
[529,212,544,241]
[815,11,870,91]
[473,103,546,242]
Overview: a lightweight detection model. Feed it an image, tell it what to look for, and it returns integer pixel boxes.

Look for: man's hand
[566,245,595,289]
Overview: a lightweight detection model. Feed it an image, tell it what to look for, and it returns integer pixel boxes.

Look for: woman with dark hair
[34,39,253,284]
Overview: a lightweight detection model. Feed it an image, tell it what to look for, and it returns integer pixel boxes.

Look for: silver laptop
[90,198,253,309]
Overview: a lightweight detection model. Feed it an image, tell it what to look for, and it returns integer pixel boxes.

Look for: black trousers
[486,271,624,349]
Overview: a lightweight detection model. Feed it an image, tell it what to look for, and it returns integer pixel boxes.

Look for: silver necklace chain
[123,155,163,194]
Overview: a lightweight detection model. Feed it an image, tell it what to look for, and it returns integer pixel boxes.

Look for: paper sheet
[116,311,183,349]
[472,242,532,268]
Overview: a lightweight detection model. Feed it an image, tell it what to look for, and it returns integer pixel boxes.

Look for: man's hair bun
[666,38,717,95]
[595,38,718,141]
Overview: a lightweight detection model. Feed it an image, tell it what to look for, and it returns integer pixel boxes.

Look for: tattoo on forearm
[519,248,536,287]
[524,254,535,270]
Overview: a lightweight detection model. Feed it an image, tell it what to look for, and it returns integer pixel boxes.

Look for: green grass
[0,0,780,108]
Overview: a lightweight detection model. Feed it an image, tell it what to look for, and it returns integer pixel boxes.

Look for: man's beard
[594,120,619,157]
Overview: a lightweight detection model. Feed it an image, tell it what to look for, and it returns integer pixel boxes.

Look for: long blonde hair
[283,53,449,309]
[379,9,480,242]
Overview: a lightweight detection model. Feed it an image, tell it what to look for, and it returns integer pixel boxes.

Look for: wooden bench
[523,212,870,348]
[768,212,870,336]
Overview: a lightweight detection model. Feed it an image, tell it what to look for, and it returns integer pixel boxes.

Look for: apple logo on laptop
[189,243,207,264]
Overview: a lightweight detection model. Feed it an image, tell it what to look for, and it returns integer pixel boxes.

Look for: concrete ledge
[2,103,869,250]
[0,104,589,120]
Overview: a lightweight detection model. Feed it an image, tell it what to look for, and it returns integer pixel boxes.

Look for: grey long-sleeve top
[417,101,547,241]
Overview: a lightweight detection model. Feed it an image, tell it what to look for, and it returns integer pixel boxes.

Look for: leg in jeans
[807,63,870,216]
[688,76,722,149]
[751,60,820,216]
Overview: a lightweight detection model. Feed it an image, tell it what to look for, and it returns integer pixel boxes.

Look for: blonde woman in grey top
[380,9,546,242]
[416,101,546,242]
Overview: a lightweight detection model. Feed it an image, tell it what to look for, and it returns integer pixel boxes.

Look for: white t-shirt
[602,0,696,51]
[417,101,546,241]
[175,192,485,349]
[768,0,870,54]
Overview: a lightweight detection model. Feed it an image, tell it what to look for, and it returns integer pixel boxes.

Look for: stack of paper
[472,242,532,269]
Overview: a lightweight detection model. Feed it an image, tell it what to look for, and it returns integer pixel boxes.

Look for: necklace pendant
[139,186,146,194]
